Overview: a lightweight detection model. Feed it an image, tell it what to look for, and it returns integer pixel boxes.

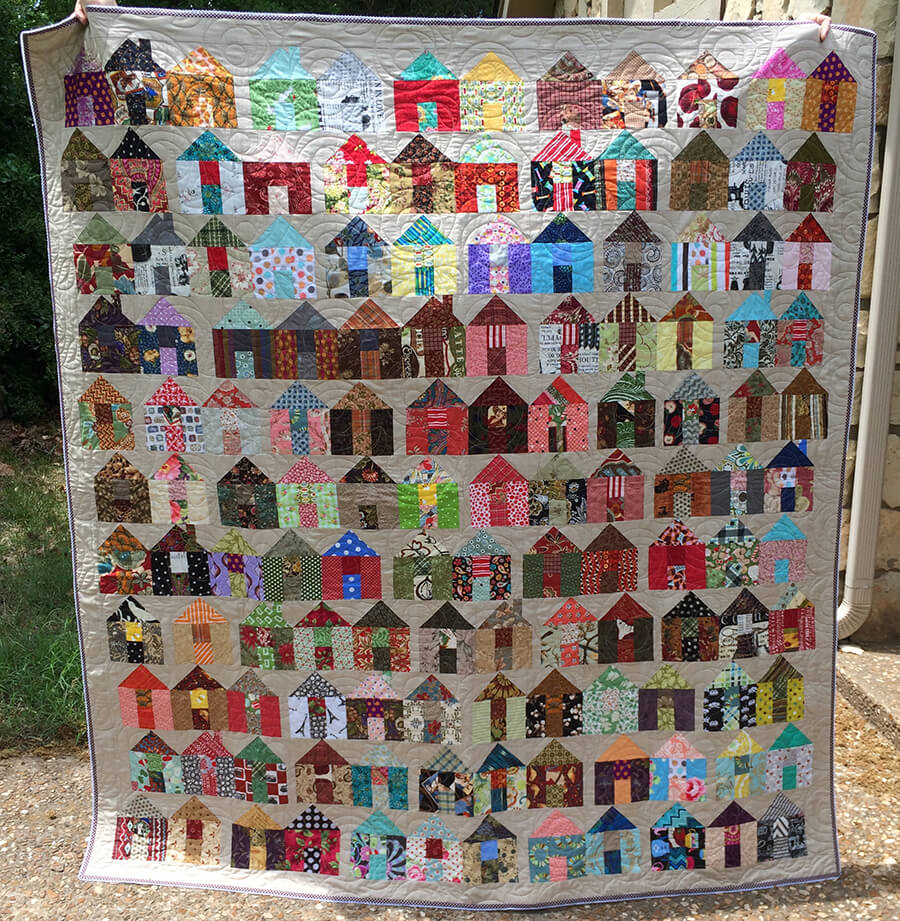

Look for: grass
[0,436,84,750]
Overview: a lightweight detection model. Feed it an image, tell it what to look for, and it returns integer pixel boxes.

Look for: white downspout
[837,14,900,639]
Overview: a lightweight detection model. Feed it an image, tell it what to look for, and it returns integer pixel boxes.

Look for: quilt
[20,6,875,908]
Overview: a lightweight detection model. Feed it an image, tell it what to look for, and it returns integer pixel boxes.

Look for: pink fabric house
[782,216,831,290]
[466,296,528,377]
[119,665,173,729]
[528,377,589,453]
[587,450,644,522]
[469,455,529,528]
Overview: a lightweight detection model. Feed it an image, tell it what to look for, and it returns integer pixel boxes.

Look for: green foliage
[4,0,493,422]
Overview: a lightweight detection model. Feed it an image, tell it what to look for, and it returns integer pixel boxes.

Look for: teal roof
[782,292,823,321]
[726,292,777,323]
[396,216,452,246]
[252,47,313,81]
[400,51,456,81]
[761,515,806,542]
[355,810,404,837]
[251,217,312,251]
[769,722,812,750]
[653,804,703,829]
[597,130,655,161]
[216,301,269,329]
[177,130,239,162]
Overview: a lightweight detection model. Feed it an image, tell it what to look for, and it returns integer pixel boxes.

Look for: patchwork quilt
[21,7,875,908]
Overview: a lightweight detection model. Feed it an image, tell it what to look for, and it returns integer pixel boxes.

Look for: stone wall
[550,0,899,639]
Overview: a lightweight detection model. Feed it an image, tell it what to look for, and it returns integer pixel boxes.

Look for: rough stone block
[833,0,896,57]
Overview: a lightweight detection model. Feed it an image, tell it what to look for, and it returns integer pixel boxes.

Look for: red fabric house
[580,525,638,594]
[119,665,172,730]
[406,380,469,456]
[648,520,707,591]
[243,162,312,215]
[394,52,461,132]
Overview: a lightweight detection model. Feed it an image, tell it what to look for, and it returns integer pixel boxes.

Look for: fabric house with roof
[671,214,730,291]
[401,296,466,377]
[419,748,473,815]
[260,532,322,602]
[473,744,526,813]
[728,133,787,211]
[170,666,228,731]
[216,458,277,529]
[394,52,459,132]
[351,745,408,810]
[94,453,150,523]
[61,129,113,212]
[781,368,828,440]
[580,525,638,594]
[289,674,347,739]
[766,724,813,792]
[756,657,805,725]
[719,589,770,658]
[650,734,707,802]
[350,812,406,880]
[181,732,235,797]
[65,47,116,127]
[270,382,331,456]
[98,526,151,595]
[166,798,220,867]
[227,672,281,737]
[129,732,182,794]
[392,217,457,297]
[407,816,463,883]
[239,602,295,670]
[650,804,705,870]
[462,816,518,885]
[107,597,162,664]
[243,160,312,216]
[782,216,832,290]
[321,531,381,600]
[270,304,336,379]
[602,212,663,293]
[770,585,816,654]
[131,214,190,297]
[388,135,456,214]
[527,741,583,809]
[468,378,528,455]
[459,53,525,131]
[529,455,587,527]
[135,299,197,376]
[249,47,318,129]
[597,373,656,449]
[676,51,739,128]
[398,459,459,530]
[149,525,211,597]
[466,220,532,296]
[474,602,531,672]
[394,533,453,602]
[455,133,520,213]
[112,795,167,862]
[537,53,603,130]
[702,662,758,732]
[661,592,719,661]
[292,603,352,671]
[346,674,404,742]
[471,674,527,744]
[594,737,650,805]
[706,519,760,588]
[208,530,262,598]
[716,445,766,517]
[404,675,461,745]
[765,442,814,512]
[759,516,807,584]
[233,738,289,804]
[175,131,244,214]
[531,131,596,212]
[119,665,170,728]
[109,129,167,212]
[528,377,589,454]
[802,51,857,132]
[728,371,781,443]
[648,520,707,591]
[539,296,598,374]
[528,812,585,881]
[317,51,384,132]
[602,51,667,127]
[276,460,338,531]
[526,669,582,738]
[638,665,695,732]
[326,223,393,301]
[598,295,657,372]
[777,293,824,366]
[173,600,229,665]
[419,603,474,674]
[584,666,639,734]
[101,38,164,127]
[670,132,729,211]
[785,134,835,212]
[187,218,252,298]
[596,132,657,211]
[229,805,283,871]
[758,794,807,861]
[747,49,806,130]
[729,214,784,291]
[167,48,236,127]
[716,731,765,800]
[656,295,713,371]
[706,802,756,869]
[336,299,401,378]
[653,448,713,518]
[523,529,583,599]
[201,382,260,456]
[249,217,316,300]
[73,215,134,295]
[352,602,410,672]
[323,135,390,214]
[724,293,778,368]
[211,301,270,379]
[338,457,398,530]
[586,809,640,876]
[330,383,393,456]
[470,456,529,528]
[530,215,594,293]
[597,594,653,663]
[451,531,512,602]
[664,373,719,445]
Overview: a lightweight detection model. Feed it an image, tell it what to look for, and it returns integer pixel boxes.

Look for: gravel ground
[1,694,898,921]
